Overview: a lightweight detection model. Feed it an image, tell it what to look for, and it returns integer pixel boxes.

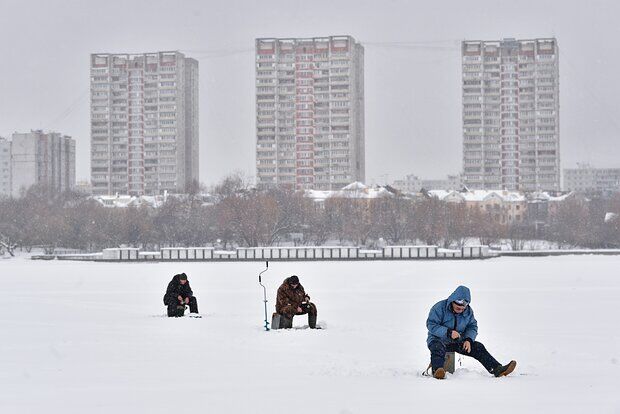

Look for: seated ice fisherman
[426,285,516,379]
[275,275,318,329]
[163,273,199,317]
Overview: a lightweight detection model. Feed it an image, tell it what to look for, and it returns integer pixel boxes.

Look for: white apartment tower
[10,130,75,196]
[564,164,620,193]
[256,36,365,190]
[0,137,11,197]
[462,38,560,192]
[90,51,199,196]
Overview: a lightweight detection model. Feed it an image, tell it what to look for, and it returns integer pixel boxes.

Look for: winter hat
[288,275,300,285]
[178,273,188,280]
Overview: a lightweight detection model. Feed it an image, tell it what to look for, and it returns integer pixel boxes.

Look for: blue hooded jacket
[426,285,478,346]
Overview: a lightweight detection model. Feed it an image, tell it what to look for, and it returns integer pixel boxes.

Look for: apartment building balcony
[463,73,482,81]
[537,95,556,102]
[329,96,350,104]
[536,78,555,85]
[482,96,500,103]
[256,78,276,87]
[257,73,277,81]
[464,159,483,167]
[329,78,350,87]
[538,160,558,167]
[91,97,109,105]
[257,154,277,162]
[91,130,109,138]
[313,78,333,91]
[92,155,111,163]
[257,167,277,175]
[463,87,483,94]
[276,61,294,68]
[276,77,295,85]
[91,177,110,185]
[463,113,482,121]
[257,94,276,102]
[257,126,276,135]
[331,119,350,127]
[257,118,276,127]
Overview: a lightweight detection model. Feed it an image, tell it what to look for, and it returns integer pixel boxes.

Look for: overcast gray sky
[1,0,619,186]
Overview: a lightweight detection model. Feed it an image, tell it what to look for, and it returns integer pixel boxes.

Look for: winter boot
[188,297,199,314]
[308,313,317,329]
[167,305,177,317]
[433,367,446,380]
[175,305,186,317]
[493,360,517,377]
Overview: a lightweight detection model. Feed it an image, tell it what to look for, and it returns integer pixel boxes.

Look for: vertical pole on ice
[258,261,270,331]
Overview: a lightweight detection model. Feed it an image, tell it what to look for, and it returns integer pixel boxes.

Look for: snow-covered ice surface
[1,256,619,413]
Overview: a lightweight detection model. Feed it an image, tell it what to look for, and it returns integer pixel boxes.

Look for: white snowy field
[1,256,619,413]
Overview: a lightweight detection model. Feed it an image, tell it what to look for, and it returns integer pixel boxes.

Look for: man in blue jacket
[426,285,516,379]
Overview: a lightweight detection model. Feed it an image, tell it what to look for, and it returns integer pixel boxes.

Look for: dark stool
[271,312,292,329]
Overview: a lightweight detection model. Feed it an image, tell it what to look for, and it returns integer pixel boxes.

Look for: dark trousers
[166,296,198,317]
[295,302,317,317]
[279,303,318,328]
[428,339,500,372]
[297,302,317,328]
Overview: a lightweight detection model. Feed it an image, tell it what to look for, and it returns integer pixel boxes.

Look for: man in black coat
[163,273,198,317]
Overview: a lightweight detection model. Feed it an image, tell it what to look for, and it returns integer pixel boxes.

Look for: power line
[182,40,462,59]
[44,87,90,131]
[363,40,460,51]
[181,48,253,59]
[562,54,620,133]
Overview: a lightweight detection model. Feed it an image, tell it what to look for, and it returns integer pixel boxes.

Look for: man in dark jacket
[163,273,198,317]
[426,285,516,379]
[275,275,318,329]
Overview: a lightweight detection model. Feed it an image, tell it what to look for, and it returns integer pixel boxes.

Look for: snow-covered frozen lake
[1,256,619,413]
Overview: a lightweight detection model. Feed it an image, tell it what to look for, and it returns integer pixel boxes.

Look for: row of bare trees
[547,196,620,248]
[1,178,620,255]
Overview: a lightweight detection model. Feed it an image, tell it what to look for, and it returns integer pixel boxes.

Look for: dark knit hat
[288,275,299,285]
[178,273,188,280]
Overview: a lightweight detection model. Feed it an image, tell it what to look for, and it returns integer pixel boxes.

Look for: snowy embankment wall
[496,249,620,257]
[28,245,620,262]
[32,245,493,262]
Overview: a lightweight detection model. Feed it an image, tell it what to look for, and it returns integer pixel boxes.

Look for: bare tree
[300,201,332,245]
[470,208,505,247]
[549,197,593,248]
[442,203,471,249]
[373,196,412,244]
[212,171,249,199]
[0,197,22,256]
[415,197,447,246]
[342,199,377,246]
[507,223,532,251]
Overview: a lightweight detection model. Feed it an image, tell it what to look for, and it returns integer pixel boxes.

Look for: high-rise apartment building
[10,130,75,196]
[90,51,199,196]
[255,36,365,190]
[0,137,11,197]
[462,38,560,192]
